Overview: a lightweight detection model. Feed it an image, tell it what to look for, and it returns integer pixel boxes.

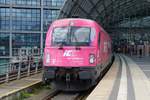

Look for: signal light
[89,54,95,64]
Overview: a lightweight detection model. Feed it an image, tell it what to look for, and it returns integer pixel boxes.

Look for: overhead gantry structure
[58,0,150,29]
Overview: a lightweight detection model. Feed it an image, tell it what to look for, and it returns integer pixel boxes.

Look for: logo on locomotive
[63,50,73,57]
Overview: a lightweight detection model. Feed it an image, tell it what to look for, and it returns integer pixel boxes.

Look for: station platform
[130,56,150,80]
[87,55,150,100]
[0,73,42,99]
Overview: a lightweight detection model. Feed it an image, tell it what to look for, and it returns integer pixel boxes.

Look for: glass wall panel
[12,33,40,49]
[43,9,59,31]
[12,8,41,31]
[43,0,64,7]
[0,8,10,30]
[0,58,10,75]
[0,33,9,56]
[12,0,41,6]
[0,0,64,57]
[0,0,10,4]
[0,58,9,64]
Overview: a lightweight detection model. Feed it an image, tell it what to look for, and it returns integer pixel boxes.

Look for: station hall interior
[0,0,150,62]
[0,0,150,60]
[0,0,150,99]
[59,0,150,57]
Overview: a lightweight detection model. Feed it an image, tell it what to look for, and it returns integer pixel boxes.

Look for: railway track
[42,88,93,100]
[42,89,61,100]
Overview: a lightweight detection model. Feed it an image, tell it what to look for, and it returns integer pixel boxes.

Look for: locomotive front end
[43,19,100,90]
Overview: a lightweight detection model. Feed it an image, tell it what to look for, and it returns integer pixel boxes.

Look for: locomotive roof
[51,18,101,28]
[53,18,96,24]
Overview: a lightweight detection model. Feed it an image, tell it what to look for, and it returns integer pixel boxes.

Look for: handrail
[0,57,43,84]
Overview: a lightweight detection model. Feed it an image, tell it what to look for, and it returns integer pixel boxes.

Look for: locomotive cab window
[52,27,94,46]
[52,27,68,46]
[71,27,91,46]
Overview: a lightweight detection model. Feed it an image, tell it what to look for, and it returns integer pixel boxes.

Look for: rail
[0,57,43,84]
[42,89,93,100]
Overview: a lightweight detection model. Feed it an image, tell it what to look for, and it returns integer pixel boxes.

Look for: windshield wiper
[58,41,66,50]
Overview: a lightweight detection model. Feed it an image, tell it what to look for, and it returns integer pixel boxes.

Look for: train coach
[43,18,113,91]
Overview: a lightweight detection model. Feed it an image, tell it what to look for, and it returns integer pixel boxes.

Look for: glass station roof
[58,0,150,28]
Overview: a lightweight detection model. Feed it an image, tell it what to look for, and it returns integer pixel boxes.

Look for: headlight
[46,54,50,64]
[89,54,95,64]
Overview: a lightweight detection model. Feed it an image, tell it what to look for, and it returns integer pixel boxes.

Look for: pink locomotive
[43,18,113,91]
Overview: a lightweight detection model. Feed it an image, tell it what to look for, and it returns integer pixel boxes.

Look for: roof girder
[58,0,150,28]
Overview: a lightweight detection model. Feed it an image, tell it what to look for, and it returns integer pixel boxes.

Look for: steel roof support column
[40,0,44,55]
[9,3,13,58]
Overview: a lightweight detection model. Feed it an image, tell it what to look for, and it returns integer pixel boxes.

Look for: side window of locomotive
[98,32,100,46]
[90,28,96,45]
[108,42,111,52]
[104,42,108,52]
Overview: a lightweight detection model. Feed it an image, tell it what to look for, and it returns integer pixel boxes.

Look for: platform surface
[130,56,150,80]
[87,55,150,100]
[0,73,42,99]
